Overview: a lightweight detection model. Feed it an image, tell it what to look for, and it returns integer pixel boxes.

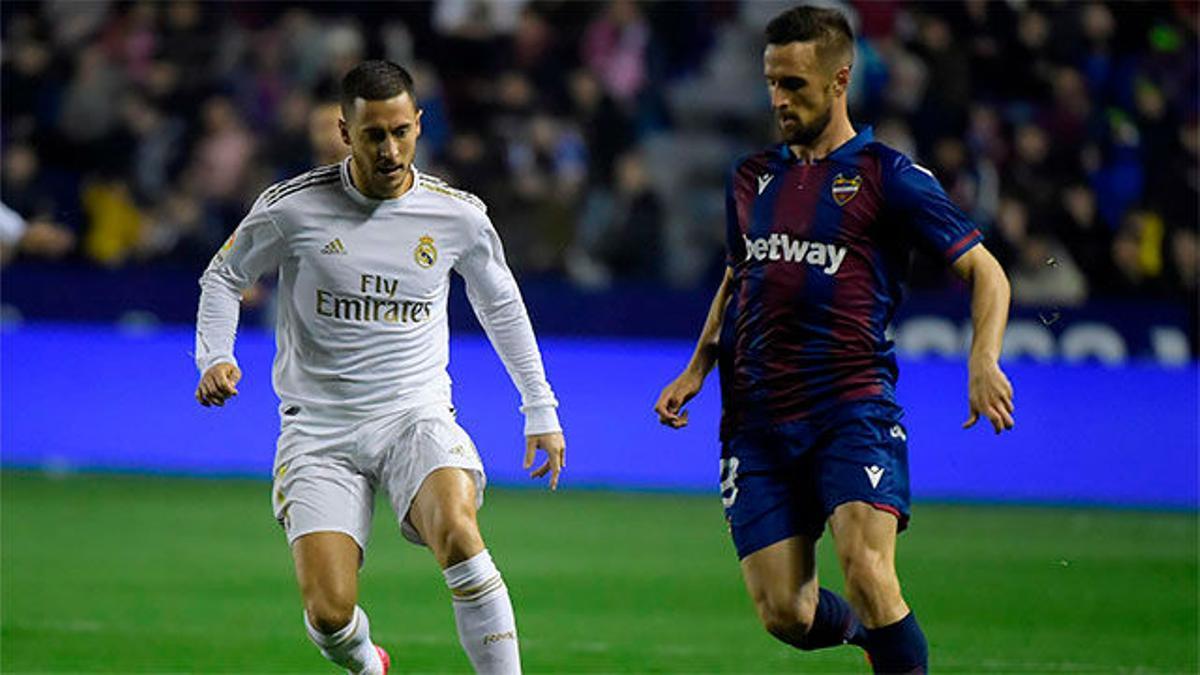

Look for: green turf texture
[2,471,1196,673]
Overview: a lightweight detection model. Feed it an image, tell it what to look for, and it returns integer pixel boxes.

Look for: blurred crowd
[1,0,1196,309]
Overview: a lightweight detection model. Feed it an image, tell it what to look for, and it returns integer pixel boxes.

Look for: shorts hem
[734,529,799,561]
[825,497,911,532]
[285,526,369,554]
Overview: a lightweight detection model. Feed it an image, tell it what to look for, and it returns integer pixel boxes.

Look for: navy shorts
[720,401,912,559]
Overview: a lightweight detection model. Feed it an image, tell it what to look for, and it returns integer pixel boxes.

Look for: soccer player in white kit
[194,60,565,675]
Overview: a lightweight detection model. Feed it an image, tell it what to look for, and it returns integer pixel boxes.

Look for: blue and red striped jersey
[718,127,981,439]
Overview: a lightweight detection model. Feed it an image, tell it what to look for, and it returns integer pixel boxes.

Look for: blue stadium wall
[2,322,1195,509]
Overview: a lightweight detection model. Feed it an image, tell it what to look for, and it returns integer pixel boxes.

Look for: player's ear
[832,64,851,97]
[414,108,423,138]
[338,117,351,146]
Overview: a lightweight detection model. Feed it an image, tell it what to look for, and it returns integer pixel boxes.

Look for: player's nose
[379,137,400,160]
[771,94,790,112]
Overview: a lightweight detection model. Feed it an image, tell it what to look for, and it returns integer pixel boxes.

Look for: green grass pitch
[2,471,1196,673]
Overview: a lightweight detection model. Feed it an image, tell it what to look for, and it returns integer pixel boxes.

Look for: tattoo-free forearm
[687,267,734,377]
[967,254,1010,363]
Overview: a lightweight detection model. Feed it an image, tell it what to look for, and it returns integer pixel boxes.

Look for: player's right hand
[654,369,705,429]
[196,363,242,407]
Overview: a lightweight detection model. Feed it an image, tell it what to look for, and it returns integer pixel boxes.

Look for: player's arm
[195,198,285,407]
[952,245,1015,434]
[455,215,565,490]
[654,266,733,429]
[886,154,1015,435]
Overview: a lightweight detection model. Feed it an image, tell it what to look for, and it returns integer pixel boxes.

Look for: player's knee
[756,596,816,646]
[431,507,483,566]
[305,591,357,635]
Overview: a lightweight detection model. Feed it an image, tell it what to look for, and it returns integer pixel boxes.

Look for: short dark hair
[340,60,416,115]
[765,5,854,67]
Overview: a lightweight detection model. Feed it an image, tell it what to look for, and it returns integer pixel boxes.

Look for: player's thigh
[291,530,362,628]
[739,535,821,627]
[380,406,486,561]
[828,500,899,572]
[407,467,484,566]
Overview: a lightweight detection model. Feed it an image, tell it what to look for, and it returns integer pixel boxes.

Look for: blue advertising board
[2,323,1196,508]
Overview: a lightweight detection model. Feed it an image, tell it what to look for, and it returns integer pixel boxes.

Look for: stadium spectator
[0,0,1194,321]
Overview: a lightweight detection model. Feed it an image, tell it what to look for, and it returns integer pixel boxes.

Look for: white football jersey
[196,160,560,435]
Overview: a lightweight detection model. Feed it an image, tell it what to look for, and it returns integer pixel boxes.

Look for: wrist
[968,352,999,369]
[522,405,561,436]
[200,356,238,374]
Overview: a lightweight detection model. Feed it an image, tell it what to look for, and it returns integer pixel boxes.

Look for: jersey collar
[777,126,874,164]
[339,158,421,207]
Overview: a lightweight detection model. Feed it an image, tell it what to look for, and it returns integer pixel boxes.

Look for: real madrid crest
[415,235,438,268]
[831,173,862,206]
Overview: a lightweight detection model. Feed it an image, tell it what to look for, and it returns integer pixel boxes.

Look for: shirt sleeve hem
[945,229,983,262]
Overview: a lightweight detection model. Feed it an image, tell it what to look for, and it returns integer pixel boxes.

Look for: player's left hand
[524,432,566,490]
[964,358,1014,434]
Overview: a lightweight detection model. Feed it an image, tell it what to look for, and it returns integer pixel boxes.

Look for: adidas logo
[320,238,346,255]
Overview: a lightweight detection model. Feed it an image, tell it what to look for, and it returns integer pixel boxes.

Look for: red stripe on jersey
[757,162,831,421]
[945,229,981,260]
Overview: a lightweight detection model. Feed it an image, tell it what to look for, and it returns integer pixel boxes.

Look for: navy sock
[798,588,869,650]
[865,612,927,674]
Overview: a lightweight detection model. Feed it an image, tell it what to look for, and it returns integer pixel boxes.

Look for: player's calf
[830,502,908,627]
[292,532,384,674]
[303,605,387,675]
[831,503,926,673]
[443,549,522,674]
[741,538,868,653]
[410,468,521,673]
[753,587,868,652]
[838,548,906,628]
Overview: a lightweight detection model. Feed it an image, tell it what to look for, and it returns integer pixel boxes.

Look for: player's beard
[780,105,832,148]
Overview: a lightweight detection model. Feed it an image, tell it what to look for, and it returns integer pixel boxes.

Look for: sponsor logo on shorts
[865,465,885,489]
[889,424,907,441]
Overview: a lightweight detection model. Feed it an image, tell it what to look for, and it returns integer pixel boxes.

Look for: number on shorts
[719,456,740,508]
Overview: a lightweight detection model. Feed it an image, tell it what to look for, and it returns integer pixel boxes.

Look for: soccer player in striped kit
[655,6,1014,673]
[195,61,564,674]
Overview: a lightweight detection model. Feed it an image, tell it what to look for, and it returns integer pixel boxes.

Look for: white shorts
[271,403,485,552]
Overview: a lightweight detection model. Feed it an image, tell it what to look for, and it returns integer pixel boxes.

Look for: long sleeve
[455,216,561,436]
[195,198,286,373]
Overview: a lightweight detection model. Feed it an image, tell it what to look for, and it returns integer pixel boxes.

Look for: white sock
[304,605,384,675]
[443,549,521,674]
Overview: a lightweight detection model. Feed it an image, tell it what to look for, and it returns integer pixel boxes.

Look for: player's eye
[779,77,806,91]
[365,129,386,143]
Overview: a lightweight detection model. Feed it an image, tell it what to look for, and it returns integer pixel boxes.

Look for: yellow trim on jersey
[419,178,487,213]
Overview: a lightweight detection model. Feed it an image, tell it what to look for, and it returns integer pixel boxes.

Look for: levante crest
[415,235,438,268]
[831,173,862,206]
